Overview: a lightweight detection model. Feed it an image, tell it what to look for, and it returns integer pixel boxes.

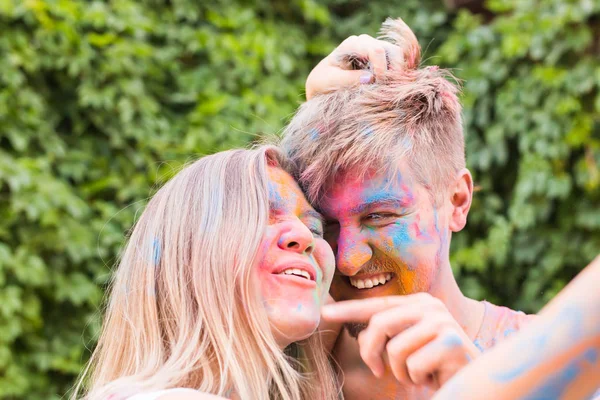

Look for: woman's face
[256,166,335,347]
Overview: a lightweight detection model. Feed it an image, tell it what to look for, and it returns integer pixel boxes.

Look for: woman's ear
[448,168,473,232]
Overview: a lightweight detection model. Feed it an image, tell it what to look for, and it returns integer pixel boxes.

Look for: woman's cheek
[316,239,335,286]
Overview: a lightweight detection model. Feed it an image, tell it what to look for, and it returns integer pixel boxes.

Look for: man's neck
[429,262,485,340]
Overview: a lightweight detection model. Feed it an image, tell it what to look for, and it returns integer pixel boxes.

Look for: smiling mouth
[349,273,393,289]
[277,268,313,281]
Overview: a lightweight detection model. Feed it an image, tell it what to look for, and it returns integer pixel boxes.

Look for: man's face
[319,161,450,301]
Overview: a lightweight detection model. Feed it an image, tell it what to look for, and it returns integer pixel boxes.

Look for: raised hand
[321,292,480,390]
[305,34,400,100]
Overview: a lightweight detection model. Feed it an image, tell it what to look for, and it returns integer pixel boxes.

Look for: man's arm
[434,255,600,400]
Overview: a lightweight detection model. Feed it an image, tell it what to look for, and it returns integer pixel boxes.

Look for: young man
[281,19,535,399]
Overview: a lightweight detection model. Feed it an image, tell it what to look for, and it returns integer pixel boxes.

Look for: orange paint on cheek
[395,267,419,295]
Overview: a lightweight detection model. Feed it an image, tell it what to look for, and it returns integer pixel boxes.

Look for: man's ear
[448,168,473,232]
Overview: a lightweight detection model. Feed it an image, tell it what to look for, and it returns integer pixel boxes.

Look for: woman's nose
[277,220,315,255]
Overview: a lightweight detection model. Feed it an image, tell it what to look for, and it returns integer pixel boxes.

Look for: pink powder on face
[320,166,447,298]
[256,167,335,346]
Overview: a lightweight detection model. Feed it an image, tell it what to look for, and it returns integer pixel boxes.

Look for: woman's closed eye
[305,220,324,237]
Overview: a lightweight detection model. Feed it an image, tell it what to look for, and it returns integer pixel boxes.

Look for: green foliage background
[0,0,598,398]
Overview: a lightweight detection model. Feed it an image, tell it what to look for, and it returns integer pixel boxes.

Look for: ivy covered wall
[0,0,598,398]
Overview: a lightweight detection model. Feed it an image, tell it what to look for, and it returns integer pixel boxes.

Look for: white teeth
[350,273,393,289]
[280,268,311,280]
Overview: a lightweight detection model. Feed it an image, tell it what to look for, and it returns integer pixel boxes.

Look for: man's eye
[365,213,396,221]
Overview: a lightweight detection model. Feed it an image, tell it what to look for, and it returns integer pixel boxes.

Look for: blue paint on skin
[360,190,406,208]
[432,208,441,237]
[442,333,464,348]
[356,186,425,270]
[296,303,302,312]
[473,339,484,352]
[491,305,584,383]
[433,207,447,266]
[441,333,474,364]
[268,181,283,204]
[390,222,413,250]
[503,327,518,338]
[521,349,598,400]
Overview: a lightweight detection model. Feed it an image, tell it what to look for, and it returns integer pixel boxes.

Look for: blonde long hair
[73,146,340,400]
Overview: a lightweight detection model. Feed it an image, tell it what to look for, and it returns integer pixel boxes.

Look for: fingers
[305,68,372,100]
[321,292,433,323]
[357,307,426,377]
[324,293,478,389]
[405,331,472,390]
[305,33,407,99]
[368,46,387,78]
[334,34,398,76]
[385,320,439,384]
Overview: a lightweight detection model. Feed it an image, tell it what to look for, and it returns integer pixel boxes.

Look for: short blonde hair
[281,18,464,205]
[73,146,339,400]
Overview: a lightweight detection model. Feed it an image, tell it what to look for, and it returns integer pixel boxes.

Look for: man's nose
[336,230,371,276]
[277,219,314,255]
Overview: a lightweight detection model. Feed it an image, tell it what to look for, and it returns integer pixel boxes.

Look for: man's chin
[345,322,368,339]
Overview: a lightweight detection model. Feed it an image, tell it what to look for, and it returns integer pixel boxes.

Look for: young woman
[73,147,339,400]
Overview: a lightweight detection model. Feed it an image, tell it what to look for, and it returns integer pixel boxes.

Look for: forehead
[319,163,422,218]
[266,166,311,211]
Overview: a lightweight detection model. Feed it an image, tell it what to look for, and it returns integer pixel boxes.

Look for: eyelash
[310,227,324,237]
[364,213,397,224]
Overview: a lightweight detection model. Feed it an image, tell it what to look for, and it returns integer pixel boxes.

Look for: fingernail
[359,72,373,84]
[372,367,383,378]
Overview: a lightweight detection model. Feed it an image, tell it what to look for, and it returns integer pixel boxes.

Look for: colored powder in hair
[309,127,320,141]
[362,124,374,138]
[152,238,161,265]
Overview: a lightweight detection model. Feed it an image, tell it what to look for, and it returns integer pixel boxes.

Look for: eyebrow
[349,195,413,215]
[269,201,325,225]
[301,209,326,225]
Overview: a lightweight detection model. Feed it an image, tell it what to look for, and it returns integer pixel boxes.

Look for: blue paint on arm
[521,349,598,400]
[490,306,584,383]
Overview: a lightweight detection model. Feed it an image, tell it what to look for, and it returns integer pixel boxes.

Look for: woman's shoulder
[126,388,228,400]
